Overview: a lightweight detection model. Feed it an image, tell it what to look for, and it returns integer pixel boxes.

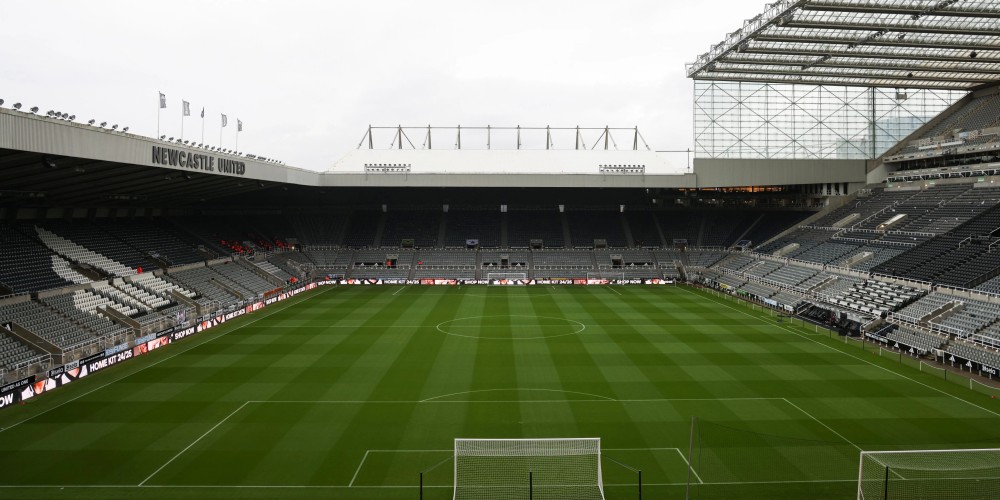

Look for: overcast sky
[0,0,765,171]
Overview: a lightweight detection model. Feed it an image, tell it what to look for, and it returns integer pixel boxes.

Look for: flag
[159,92,166,108]
[237,119,243,132]
[200,107,204,118]
[182,100,190,116]
[221,114,228,127]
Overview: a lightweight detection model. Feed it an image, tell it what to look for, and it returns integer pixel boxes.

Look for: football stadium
[2,1,1000,499]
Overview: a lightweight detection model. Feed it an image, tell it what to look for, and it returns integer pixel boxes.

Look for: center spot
[436,315,585,340]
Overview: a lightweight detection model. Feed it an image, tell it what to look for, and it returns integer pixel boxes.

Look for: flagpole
[220,114,224,149]
[180,110,184,141]
[201,109,205,144]
[235,124,239,153]
[156,91,161,139]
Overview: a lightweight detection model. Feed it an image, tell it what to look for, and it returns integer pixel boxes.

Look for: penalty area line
[139,401,251,486]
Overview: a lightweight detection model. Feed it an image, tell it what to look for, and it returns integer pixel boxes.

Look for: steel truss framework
[693,81,963,159]
[687,0,1000,91]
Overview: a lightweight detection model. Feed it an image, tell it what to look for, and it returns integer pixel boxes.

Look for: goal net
[487,272,528,284]
[857,448,1000,500]
[587,271,624,283]
[454,438,605,500]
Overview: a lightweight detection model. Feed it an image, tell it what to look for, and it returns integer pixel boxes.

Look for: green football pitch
[1,285,999,499]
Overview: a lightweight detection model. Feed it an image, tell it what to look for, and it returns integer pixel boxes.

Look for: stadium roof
[687,0,1000,90]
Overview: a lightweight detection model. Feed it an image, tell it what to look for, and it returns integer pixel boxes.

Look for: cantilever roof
[687,0,1000,90]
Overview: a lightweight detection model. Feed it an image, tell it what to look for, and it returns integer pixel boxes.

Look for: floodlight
[122,127,128,132]
[100,122,107,127]
[46,110,54,117]
[160,135,166,139]
[111,124,118,130]
[30,106,38,113]
[61,113,68,119]
[0,99,4,106]
[68,115,75,120]
[13,103,22,110]
[168,137,174,141]
[89,119,96,125]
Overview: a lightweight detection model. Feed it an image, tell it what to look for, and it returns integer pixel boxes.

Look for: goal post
[587,271,625,282]
[487,272,528,284]
[454,438,605,500]
[857,448,1000,500]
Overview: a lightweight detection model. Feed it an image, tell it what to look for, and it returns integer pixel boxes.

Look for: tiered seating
[897,93,1000,156]
[874,204,1000,286]
[39,222,155,272]
[934,298,1000,335]
[1,325,44,370]
[480,250,529,270]
[716,254,757,272]
[792,242,860,265]
[342,211,382,247]
[950,339,1000,366]
[444,211,501,247]
[293,214,349,245]
[129,273,196,300]
[97,220,203,266]
[566,211,627,247]
[701,212,756,247]
[0,300,96,349]
[624,212,664,247]
[657,212,701,245]
[812,189,915,228]
[170,267,242,307]
[507,211,564,248]
[42,293,127,340]
[886,326,947,352]
[415,250,476,268]
[73,288,140,317]
[255,261,293,282]
[50,255,91,285]
[113,279,170,308]
[816,276,862,297]
[740,211,812,247]
[35,226,136,277]
[758,228,836,256]
[765,265,819,288]
[683,251,725,268]
[381,211,440,248]
[211,263,278,296]
[532,251,594,268]
[0,224,80,293]
[92,282,151,313]
[303,248,353,268]
[830,281,923,316]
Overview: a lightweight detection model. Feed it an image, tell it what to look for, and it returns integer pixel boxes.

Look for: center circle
[436,315,585,340]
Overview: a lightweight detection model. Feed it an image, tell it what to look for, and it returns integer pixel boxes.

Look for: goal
[587,271,624,282]
[454,438,605,500]
[487,272,528,283]
[857,448,1000,500]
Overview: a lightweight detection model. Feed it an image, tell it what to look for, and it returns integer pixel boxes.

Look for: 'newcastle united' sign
[151,146,246,176]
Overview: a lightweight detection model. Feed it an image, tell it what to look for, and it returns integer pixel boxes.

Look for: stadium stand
[444,210,501,248]
[0,224,82,293]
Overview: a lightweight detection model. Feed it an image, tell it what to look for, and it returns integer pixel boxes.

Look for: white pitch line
[0,286,331,436]
[139,401,251,486]
[392,287,406,296]
[248,397,783,404]
[673,448,703,484]
[682,286,1000,420]
[782,398,861,452]
[0,478,864,488]
[348,450,371,487]
[606,286,623,296]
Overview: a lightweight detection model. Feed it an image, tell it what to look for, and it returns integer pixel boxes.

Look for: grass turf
[0,284,998,499]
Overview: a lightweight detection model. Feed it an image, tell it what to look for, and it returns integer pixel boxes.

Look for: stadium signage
[150,146,246,176]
